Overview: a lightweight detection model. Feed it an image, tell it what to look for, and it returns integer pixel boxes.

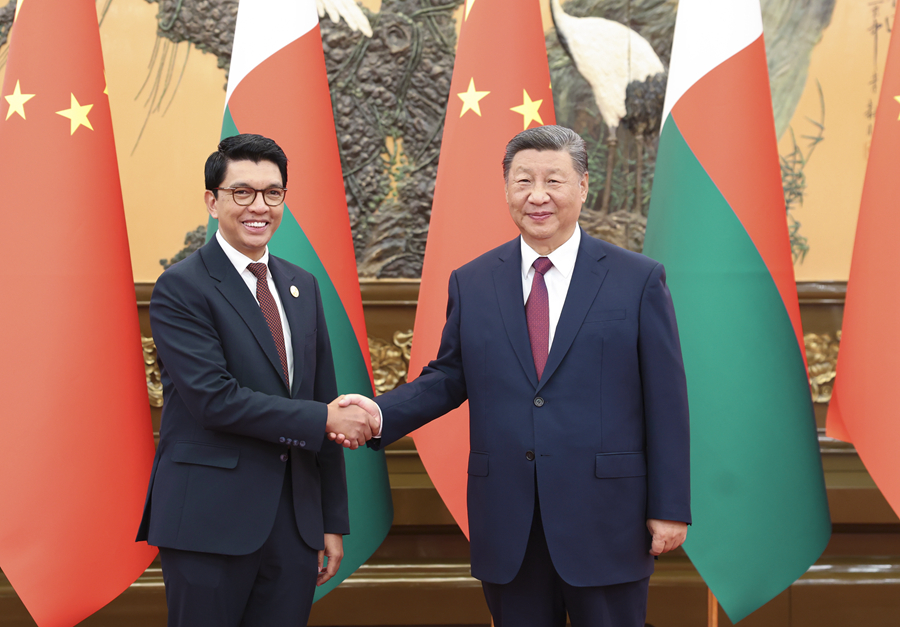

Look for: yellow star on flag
[510,89,543,130]
[5,80,35,121]
[56,93,94,135]
[458,78,490,118]
[894,95,900,120]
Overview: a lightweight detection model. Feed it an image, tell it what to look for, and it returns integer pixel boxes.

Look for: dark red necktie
[526,257,553,380]
[248,262,290,388]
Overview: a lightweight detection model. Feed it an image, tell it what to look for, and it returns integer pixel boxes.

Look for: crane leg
[634,134,644,214]
[601,134,618,216]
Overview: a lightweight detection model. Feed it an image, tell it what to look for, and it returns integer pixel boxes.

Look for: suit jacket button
[279,437,286,443]
[525,450,535,461]
[298,440,306,447]
[533,397,544,407]
[280,453,289,462]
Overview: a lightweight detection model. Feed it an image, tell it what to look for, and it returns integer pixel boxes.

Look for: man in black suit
[338,125,691,627]
[137,134,377,626]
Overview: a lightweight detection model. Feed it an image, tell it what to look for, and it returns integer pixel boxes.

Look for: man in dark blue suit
[339,126,691,626]
[137,134,377,626]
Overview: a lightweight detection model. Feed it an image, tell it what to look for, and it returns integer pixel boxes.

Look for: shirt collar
[216,230,270,276]
[520,226,581,279]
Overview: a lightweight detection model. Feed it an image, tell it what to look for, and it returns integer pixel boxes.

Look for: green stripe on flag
[645,118,829,623]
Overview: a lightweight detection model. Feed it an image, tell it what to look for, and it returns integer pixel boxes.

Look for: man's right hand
[325,398,378,449]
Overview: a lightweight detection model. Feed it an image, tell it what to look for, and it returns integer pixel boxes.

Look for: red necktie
[526,257,553,380]
[248,262,290,388]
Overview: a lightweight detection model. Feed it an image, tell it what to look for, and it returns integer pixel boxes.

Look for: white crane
[315,0,373,37]
[550,0,665,214]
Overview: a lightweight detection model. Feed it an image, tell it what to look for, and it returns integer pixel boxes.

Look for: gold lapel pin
[290,285,299,298]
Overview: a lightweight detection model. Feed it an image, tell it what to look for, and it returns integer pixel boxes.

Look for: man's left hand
[647,519,687,556]
[317,533,344,586]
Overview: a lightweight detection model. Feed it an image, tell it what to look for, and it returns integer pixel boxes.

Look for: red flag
[0,1,158,625]
[826,22,900,517]
[409,0,555,536]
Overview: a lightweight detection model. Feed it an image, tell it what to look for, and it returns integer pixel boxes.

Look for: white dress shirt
[216,230,294,387]
[520,227,581,349]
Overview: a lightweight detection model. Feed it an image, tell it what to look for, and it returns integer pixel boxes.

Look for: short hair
[205,134,289,196]
[502,125,588,181]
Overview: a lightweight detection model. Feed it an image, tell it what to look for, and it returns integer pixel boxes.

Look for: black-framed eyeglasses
[214,187,287,207]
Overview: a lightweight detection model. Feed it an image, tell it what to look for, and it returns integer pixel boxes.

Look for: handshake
[325,394,381,449]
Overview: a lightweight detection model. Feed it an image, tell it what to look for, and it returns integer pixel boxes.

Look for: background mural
[0,0,888,282]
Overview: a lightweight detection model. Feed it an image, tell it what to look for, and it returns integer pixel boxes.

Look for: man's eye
[266,189,284,199]
[233,188,254,198]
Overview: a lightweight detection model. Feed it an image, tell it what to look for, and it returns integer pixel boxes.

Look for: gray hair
[502,125,588,181]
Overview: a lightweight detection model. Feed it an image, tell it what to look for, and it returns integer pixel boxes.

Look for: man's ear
[580,172,589,203]
[204,190,219,219]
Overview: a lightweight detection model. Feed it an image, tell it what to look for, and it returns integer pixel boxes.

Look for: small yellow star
[465,0,475,20]
[14,0,23,22]
[510,90,544,130]
[458,78,490,118]
[56,94,94,135]
[894,95,900,120]
[5,80,35,121]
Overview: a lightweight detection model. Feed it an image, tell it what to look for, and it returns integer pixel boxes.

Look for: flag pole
[708,588,719,627]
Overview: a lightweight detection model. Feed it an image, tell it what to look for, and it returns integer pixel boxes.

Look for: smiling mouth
[243,221,268,228]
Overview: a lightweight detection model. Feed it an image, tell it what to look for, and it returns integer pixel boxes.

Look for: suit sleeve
[150,268,330,452]
[310,277,350,534]
[371,269,469,448]
[639,263,691,523]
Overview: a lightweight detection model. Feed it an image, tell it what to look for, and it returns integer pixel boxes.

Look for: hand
[325,398,376,449]
[328,394,381,448]
[317,533,344,586]
[647,519,688,556]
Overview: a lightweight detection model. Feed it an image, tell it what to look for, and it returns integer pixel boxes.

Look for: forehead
[508,149,576,175]
[223,159,283,185]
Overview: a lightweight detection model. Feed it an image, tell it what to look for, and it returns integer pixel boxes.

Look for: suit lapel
[269,257,311,399]
[493,239,539,388]
[538,233,608,392]
[202,239,291,395]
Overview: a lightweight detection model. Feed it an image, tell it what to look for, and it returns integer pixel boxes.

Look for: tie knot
[533,257,553,276]
[247,262,268,280]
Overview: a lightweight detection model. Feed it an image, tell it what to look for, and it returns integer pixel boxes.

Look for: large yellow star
[458,78,490,118]
[510,90,544,130]
[465,0,476,20]
[5,80,35,121]
[56,94,94,135]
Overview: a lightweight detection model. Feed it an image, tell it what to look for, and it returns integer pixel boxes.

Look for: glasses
[215,187,287,207]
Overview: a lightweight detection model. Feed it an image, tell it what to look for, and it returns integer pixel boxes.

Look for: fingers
[326,396,378,448]
[646,519,688,555]
[317,534,343,586]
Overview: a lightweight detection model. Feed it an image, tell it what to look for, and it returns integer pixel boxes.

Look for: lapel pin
[290,285,299,298]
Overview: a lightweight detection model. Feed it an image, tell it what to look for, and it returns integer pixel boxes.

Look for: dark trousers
[482,494,650,627]
[158,462,319,627]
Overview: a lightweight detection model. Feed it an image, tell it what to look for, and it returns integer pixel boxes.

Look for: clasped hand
[325,394,381,449]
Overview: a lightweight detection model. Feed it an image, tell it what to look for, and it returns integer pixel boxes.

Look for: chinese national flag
[408,0,555,536]
[826,22,900,518]
[0,1,158,626]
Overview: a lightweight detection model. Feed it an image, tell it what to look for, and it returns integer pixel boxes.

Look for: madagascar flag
[408,0,555,536]
[826,22,900,518]
[0,1,158,625]
[208,0,392,598]
[643,0,830,622]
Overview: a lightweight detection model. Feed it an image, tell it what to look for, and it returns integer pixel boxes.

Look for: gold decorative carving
[805,331,840,404]
[369,330,414,395]
[142,335,163,408]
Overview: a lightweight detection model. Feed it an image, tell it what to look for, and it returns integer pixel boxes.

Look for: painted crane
[316,0,373,37]
[550,0,665,214]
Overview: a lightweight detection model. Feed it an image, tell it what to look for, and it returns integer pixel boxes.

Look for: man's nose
[529,186,550,204]
[248,193,268,211]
